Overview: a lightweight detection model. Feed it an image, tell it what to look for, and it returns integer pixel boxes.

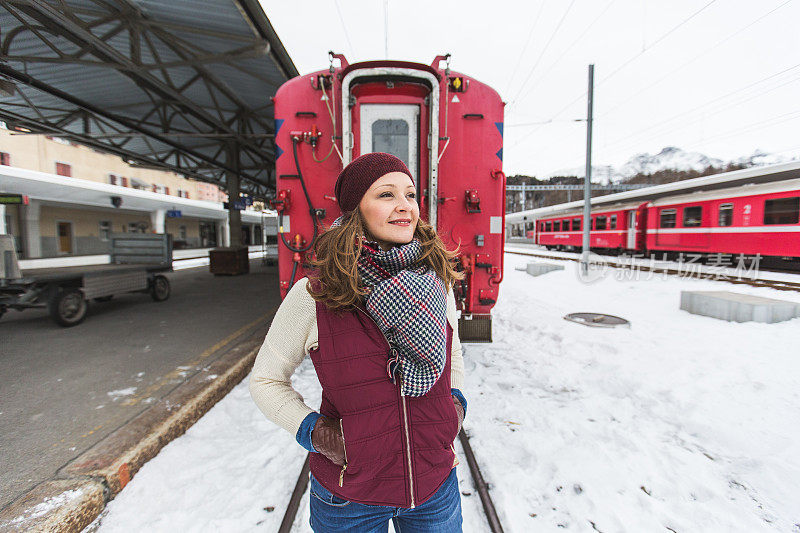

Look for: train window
[718,203,733,226]
[660,209,677,228]
[563,219,571,231]
[554,220,561,231]
[609,215,617,229]
[595,216,607,230]
[572,218,581,231]
[372,119,410,168]
[683,206,703,227]
[764,197,800,225]
[545,221,552,232]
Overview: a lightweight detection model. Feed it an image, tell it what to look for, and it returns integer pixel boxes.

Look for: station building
[0,125,272,259]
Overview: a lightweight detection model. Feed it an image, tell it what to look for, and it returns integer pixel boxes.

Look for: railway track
[277,429,504,532]
[506,248,800,293]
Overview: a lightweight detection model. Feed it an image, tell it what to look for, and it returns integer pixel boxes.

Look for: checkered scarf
[331,217,448,396]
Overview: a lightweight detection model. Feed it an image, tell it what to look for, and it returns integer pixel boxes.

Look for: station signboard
[166,210,182,218]
[0,194,29,205]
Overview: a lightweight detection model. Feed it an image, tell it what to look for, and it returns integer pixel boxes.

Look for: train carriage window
[572,218,581,231]
[563,219,571,231]
[372,119,410,168]
[660,208,677,228]
[683,206,703,227]
[609,215,617,230]
[718,203,734,226]
[764,197,800,225]
[595,216,607,230]
[545,221,552,232]
[554,220,561,231]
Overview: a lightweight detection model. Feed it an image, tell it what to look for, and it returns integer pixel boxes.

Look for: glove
[452,395,465,436]
[311,416,346,466]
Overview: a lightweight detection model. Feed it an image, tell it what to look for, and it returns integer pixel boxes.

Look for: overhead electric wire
[598,0,794,120]
[509,0,578,106]
[333,0,356,59]
[504,0,547,98]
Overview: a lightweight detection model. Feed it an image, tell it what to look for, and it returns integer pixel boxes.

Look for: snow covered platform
[525,262,564,277]
[89,252,800,532]
[681,290,800,323]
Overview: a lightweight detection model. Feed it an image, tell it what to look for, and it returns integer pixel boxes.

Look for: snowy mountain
[542,146,797,182]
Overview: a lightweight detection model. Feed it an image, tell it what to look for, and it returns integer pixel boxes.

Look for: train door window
[609,215,617,229]
[360,104,420,182]
[554,220,561,231]
[683,206,702,227]
[572,218,581,231]
[660,208,677,228]
[545,221,552,232]
[595,216,607,230]
[763,197,799,224]
[718,203,734,226]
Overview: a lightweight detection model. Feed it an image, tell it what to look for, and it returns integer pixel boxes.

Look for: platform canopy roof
[0,0,299,199]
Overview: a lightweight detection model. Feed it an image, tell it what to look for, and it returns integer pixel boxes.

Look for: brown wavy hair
[306,209,464,310]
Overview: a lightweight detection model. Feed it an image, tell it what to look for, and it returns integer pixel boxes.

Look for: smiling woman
[250,152,468,531]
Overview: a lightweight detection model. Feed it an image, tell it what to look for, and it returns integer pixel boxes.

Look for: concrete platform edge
[0,332,265,533]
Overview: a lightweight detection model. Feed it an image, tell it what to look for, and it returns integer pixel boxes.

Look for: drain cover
[563,312,630,328]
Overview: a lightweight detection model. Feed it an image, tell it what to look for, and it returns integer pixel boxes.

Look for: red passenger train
[532,179,800,262]
[272,54,505,340]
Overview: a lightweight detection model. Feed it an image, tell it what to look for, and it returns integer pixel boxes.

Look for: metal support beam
[227,142,243,247]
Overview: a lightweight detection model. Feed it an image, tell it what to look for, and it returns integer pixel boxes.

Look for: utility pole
[580,64,594,275]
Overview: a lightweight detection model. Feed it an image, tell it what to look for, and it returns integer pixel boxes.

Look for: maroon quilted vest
[308,299,459,508]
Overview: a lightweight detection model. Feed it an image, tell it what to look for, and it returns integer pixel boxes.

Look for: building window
[108,173,121,185]
[764,197,800,225]
[572,217,581,231]
[165,186,170,195]
[0,152,10,166]
[718,203,733,226]
[99,220,111,241]
[122,177,129,187]
[683,206,703,227]
[595,215,607,230]
[55,162,72,177]
[660,208,677,228]
[545,221,552,232]
[609,215,617,230]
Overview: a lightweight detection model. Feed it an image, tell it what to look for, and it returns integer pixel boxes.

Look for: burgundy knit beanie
[334,152,414,213]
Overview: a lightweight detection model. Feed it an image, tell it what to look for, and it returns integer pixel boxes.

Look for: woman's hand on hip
[311,416,346,466]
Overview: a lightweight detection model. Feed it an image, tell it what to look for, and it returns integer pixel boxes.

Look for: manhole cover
[563,312,630,328]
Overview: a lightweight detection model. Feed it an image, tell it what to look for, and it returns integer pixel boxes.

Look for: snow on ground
[93,253,800,532]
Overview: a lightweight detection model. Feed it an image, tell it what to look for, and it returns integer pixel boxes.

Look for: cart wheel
[49,288,88,327]
[93,295,113,302]
[150,275,170,302]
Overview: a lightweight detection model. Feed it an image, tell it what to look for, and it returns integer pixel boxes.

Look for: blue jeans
[309,468,463,532]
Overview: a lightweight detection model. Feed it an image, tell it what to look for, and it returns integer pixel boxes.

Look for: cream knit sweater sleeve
[249,277,465,438]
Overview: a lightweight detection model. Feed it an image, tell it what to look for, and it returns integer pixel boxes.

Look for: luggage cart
[0,233,172,327]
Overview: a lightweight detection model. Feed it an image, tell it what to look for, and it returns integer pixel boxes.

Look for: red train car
[272,54,505,340]
[535,202,648,252]
[646,179,800,258]
[531,179,800,262]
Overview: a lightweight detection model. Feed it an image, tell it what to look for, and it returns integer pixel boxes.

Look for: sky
[259,0,800,178]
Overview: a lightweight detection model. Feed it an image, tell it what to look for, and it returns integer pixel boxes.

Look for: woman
[250,152,468,532]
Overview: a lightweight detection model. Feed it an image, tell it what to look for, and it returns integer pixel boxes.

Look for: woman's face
[358,171,419,250]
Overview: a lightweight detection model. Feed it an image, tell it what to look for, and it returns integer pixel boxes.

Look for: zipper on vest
[339,419,348,487]
[354,305,415,508]
[400,388,416,508]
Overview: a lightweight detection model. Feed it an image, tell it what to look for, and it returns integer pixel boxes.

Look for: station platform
[0,258,281,522]
[72,252,800,532]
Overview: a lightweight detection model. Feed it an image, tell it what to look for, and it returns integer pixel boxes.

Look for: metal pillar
[21,199,41,258]
[227,142,243,247]
[0,204,6,234]
[150,208,166,234]
[580,65,594,275]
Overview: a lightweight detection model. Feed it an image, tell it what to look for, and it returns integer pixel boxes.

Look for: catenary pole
[580,64,594,275]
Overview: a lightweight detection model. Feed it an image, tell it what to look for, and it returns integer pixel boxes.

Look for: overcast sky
[259,0,800,177]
